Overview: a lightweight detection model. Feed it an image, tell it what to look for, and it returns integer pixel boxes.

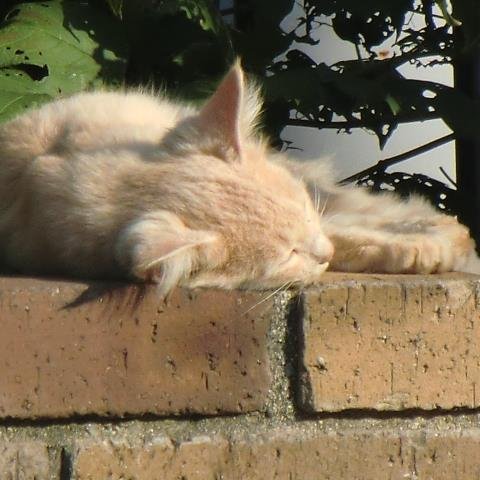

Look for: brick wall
[1,273,480,479]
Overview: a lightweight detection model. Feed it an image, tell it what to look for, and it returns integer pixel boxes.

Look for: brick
[0,441,57,480]
[299,272,480,412]
[74,437,229,480]
[0,277,272,419]
[73,428,480,479]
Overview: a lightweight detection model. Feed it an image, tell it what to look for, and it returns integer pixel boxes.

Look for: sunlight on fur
[0,61,478,296]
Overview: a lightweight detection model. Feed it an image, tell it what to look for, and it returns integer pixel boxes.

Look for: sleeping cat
[0,62,477,296]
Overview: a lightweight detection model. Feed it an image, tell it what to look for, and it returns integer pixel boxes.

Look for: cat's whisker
[319,194,330,218]
[313,185,321,213]
[322,213,342,226]
[313,185,318,212]
[243,281,292,315]
[281,280,295,294]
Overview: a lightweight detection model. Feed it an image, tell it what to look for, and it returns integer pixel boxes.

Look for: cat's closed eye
[279,248,300,268]
[288,245,333,267]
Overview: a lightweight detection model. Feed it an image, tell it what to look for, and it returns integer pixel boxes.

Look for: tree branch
[339,132,455,184]
[286,118,365,129]
[286,111,440,130]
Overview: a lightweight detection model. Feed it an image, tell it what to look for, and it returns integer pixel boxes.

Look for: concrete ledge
[0,277,272,419]
[2,273,480,479]
[0,441,58,479]
[298,273,480,412]
[2,273,480,419]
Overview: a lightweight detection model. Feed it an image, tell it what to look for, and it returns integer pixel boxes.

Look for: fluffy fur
[0,62,477,296]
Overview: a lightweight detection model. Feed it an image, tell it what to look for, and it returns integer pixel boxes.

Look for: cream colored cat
[0,62,477,296]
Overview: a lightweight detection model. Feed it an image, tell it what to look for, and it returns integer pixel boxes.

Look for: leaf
[306,0,414,49]
[124,0,233,101]
[105,0,124,20]
[179,0,223,34]
[357,171,458,214]
[0,0,128,123]
[435,0,462,27]
[385,94,401,115]
[232,0,295,73]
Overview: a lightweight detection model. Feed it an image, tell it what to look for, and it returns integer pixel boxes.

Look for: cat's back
[0,89,192,161]
[54,90,193,150]
[0,90,194,259]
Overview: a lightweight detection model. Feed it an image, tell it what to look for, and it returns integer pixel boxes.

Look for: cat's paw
[327,218,476,274]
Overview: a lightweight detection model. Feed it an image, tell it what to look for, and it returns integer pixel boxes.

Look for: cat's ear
[116,211,222,297]
[197,60,262,161]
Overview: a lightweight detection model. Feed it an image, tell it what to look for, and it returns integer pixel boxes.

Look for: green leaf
[105,0,124,20]
[385,94,401,115]
[0,0,128,123]
[123,0,233,101]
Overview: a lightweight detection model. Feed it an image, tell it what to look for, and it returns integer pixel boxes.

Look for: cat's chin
[240,262,331,291]
[180,261,330,292]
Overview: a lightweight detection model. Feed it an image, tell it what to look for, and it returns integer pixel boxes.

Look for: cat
[276,157,480,275]
[0,61,477,297]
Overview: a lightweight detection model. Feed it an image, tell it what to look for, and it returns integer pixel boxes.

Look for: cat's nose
[312,235,334,265]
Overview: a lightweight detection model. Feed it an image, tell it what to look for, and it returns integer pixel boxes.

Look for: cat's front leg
[324,215,477,274]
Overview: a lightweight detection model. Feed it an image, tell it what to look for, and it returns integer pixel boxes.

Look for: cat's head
[117,62,333,295]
